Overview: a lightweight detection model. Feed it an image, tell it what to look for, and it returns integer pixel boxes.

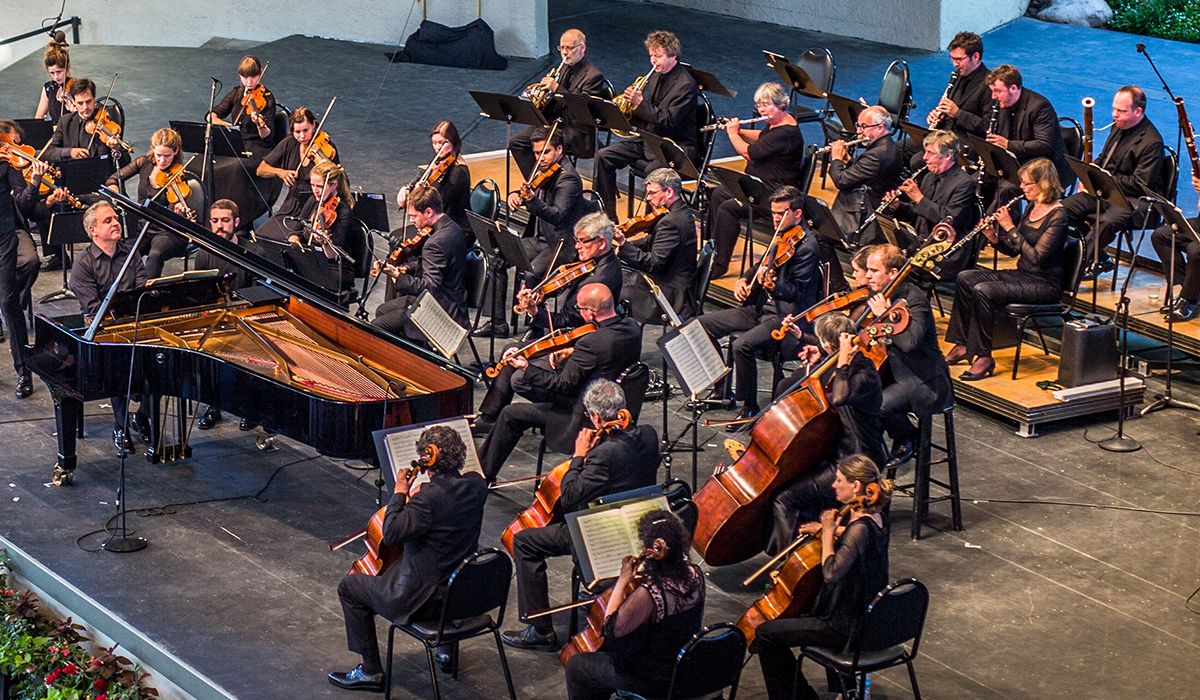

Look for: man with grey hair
[891,129,979,278]
[614,167,697,321]
[518,212,623,336]
[502,378,660,652]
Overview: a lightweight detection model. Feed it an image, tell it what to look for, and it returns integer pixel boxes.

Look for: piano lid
[95,189,476,378]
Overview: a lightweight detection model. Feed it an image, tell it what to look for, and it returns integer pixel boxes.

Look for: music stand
[1141,197,1200,417]
[14,118,53,148]
[763,51,826,109]
[657,318,730,490]
[802,196,850,249]
[826,93,867,135]
[467,211,532,365]
[710,166,771,274]
[40,210,89,303]
[960,134,1021,185]
[469,91,548,228]
[681,63,737,98]
[640,132,697,178]
[876,215,920,252]
[57,155,115,194]
[900,120,932,149]
[1069,157,1132,307]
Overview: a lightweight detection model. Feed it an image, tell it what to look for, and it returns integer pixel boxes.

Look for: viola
[484,323,597,378]
[499,408,633,555]
[518,161,562,201]
[734,484,882,651]
[150,162,196,221]
[369,226,433,277]
[241,84,269,128]
[692,303,910,566]
[616,206,668,241]
[300,130,337,168]
[513,258,597,316]
[760,224,807,291]
[84,107,134,153]
[422,154,454,185]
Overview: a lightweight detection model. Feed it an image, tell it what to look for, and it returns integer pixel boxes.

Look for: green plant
[1109,0,1200,43]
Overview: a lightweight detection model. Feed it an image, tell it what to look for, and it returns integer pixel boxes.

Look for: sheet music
[377,417,483,485]
[574,496,669,582]
[409,290,468,359]
[662,319,729,397]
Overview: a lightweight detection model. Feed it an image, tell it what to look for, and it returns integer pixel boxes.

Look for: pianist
[69,201,151,455]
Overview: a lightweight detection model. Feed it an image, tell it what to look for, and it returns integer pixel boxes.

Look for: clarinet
[927,70,961,128]
[974,100,1001,190]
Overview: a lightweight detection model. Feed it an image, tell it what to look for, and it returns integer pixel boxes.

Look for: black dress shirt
[69,241,148,316]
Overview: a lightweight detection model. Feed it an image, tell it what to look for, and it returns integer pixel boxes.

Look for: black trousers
[882,376,942,443]
[338,573,440,675]
[756,616,849,700]
[0,229,39,376]
[477,359,556,481]
[138,230,190,279]
[1150,218,1200,301]
[698,305,787,410]
[767,462,838,556]
[594,139,653,220]
[945,269,1059,357]
[1062,191,1150,262]
[708,184,770,270]
[513,522,574,630]
[374,293,422,344]
[565,651,666,700]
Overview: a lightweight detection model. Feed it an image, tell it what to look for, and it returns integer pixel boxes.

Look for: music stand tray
[171,120,246,159]
[467,211,534,275]
[57,155,115,194]
[708,166,770,208]
[641,132,698,179]
[802,197,849,248]
[763,52,823,99]
[468,91,548,129]
[1067,158,1132,211]
[681,63,736,98]
[960,134,1021,185]
[585,96,638,139]
[15,118,54,148]
[900,120,932,146]
[826,93,867,133]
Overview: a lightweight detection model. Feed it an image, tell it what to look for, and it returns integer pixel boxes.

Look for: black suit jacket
[526,160,584,247]
[886,281,951,407]
[551,58,608,158]
[47,111,111,161]
[1095,117,1165,198]
[619,198,697,314]
[996,88,1070,186]
[899,165,979,238]
[533,250,623,330]
[830,137,903,234]
[631,63,698,151]
[942,63,991,137]
[746,227,821,318]
[379,471,488,624]
[559,425,660,513]
[392,215,469,325]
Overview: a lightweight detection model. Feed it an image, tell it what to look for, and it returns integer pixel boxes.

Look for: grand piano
[28,190,475,485]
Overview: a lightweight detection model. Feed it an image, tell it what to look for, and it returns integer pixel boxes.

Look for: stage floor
[1,2,1199,698]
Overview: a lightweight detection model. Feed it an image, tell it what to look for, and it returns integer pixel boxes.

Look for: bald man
[509,28,608,177]
[475,283,643,482]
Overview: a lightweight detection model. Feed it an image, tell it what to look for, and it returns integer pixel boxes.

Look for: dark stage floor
[2,2,1200,698]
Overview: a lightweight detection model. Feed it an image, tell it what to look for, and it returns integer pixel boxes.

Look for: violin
[56,77,75,113]
[369,226,433,277]
[300,130,337,168]
[759,224,807,291]
[616,206,668,242]
[84,107,134,153]
[499,408,633,553]
[484,323,597,378]
[150,162,196,221]
[240,84,269,129]
[331,443,439,577]
[422,154,454,186]
[734,483,882,651]
[518,161,562,201]
[513,259,597,316]
[313,193,341,235]
[770,287,872,342]
[0,140,82,207]
[692,303,910,566]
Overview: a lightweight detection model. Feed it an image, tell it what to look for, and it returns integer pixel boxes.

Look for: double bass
[691,304,910,566]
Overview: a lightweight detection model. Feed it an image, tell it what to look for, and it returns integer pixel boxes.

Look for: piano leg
[51,393,83,486]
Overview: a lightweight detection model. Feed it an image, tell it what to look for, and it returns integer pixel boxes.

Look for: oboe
[927,70,961,128]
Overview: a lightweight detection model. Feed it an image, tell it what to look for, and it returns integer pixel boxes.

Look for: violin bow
[520,119,561,192]
[294,95,337,178]
[86,73,120,152]
[145,155,197,206]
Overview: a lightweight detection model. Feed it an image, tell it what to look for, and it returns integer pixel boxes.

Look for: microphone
[1136,43,1146,54]
[211,76,222,84]
[49,29,66,43]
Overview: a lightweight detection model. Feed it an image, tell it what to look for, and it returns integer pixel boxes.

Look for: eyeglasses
[645,187,664,196]
[559,43,583,51]
[575,236,599,245]
[855,121,881,131]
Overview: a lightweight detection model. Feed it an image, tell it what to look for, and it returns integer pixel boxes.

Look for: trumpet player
[1062,86,1165,280]
[509,29,606,177]
[708,82,806,279]
[926,32,992,137]
[594,30,698,220]
[892,130,980,278]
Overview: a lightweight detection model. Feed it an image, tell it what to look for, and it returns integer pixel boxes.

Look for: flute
[701,115,770,132]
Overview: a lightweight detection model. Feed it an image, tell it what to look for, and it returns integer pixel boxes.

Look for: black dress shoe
[239,417,257,431]
[519,329,537,343]
[501,625,558,651]
[886,439,914,470]
[471,415,495,437]
[131,414,153,444]
[959,356,996,381]
[1080,256,1115,281]
[112,429,135,456]
[1166,297,1199,322]
[327,664,384,692]
[40,256,64,272]
[473,321,511,338]
[14,373,32,400]
[197,407,222,430]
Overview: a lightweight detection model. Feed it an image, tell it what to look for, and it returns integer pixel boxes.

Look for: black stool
[889,404,962,540]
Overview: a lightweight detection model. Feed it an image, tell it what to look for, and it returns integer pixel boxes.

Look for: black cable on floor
[1078,424,1200,476]
[925,494,1200,518]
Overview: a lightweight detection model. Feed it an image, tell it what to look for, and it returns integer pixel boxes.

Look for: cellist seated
[327,426,488,693]
[695,186,821,424]
[501,380,660,652]
[473,283,642,483]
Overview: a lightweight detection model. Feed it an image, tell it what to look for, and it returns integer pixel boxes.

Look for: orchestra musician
[509,28,607,176]
[475,283,643,483]
[613,167,697,322]
[985,64,1071,192]
[1150,175,1200,321]
[862,244,951,468]
[1064,86,1165,280]
[2,122,46,399]
[275,160,355,294]
[373,184,469,342]
[697,186,820,422]
[105,127,203,278]
[396,120,472,232]
[69,202,151,455]
[35,39,75,123]
[328,426,488,693]
[892,130,980,278]
[766,313,887,556]
[562,510,705,700]
[502,380,660,652]
[926,32,992,138]
[44,78,123,160]
[708,83,806,279]
[256,106,341,219]
[756,454,892,700]
[507,125,586,274]
[594,30,698,220]
[945,158,1068,381]
[207,55,277,228]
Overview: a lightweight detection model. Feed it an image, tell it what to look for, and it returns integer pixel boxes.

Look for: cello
[691,303,910,566]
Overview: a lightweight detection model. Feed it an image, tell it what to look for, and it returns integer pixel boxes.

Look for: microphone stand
[1141,198,1200,416]
[1137,44,1184,164]
[201,77,221,208]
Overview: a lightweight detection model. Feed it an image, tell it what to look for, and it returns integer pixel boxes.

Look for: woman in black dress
[396,120,472,232]
[944,157,1068,380]
[282,160,355,294]
[257,106,340,219]
[207,55,278,228]
[35,40,74,123]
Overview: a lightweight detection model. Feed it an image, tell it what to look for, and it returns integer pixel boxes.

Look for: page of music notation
[663,318,729,397]
[409,290,468,359]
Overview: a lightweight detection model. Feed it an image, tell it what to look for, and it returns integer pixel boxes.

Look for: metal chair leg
[493,629,518,700]
[385,625,397,700]
[1011,316,1030,380]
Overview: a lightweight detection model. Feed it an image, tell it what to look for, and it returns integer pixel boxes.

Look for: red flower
[93,677,108,690]
[45,668,61,685]
[49,645,59,653]
[97,695,108,700]
[64,663,78,674]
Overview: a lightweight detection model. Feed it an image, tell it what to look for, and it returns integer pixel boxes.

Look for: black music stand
[40,210,89,303]
[58,155,115,194]
[681,63,737,98]
[173,120,246,159]
[710,165,771,275]
[641,132,697,179]
[961,134,1021,185]
[468,211,532,365]
[803,196,850,250]
[1141,197,1200,417]
[764,51,828,121]
[14,118,53,148]
[469,91,548,227]
[900,120,932,149]
[556,93,613,183]
[826,93,868,135]
[1069,157,1132,307]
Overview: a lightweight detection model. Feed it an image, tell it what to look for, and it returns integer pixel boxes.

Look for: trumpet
[813,135,869,155]
[701,115,770,132]
[524,57,566,110]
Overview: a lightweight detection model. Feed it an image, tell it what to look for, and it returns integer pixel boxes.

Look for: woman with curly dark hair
[564,509,706,699]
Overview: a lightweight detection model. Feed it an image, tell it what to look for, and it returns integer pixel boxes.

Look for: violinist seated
[614,167,697,323]
[373,184,469,343]
[68,202,152,456]
[696,186,820,423]
[328,426,488,693]
[756,455,892,700]
[708,82,806,279]
[44,78,124,161]
[862,244,951,470]
[256,106,340,219]
[267,161,355,295]
[508,212,623,341]
[195,200,267,431]
[562,510,705,700]
[35,39,75,124]
[474,283,643,483]
[766,313,887,557]
[105,128,203,279]
[207,55,277,229]
[396,121,472,232]
[890,130,980,279]
[501,380,660,652]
